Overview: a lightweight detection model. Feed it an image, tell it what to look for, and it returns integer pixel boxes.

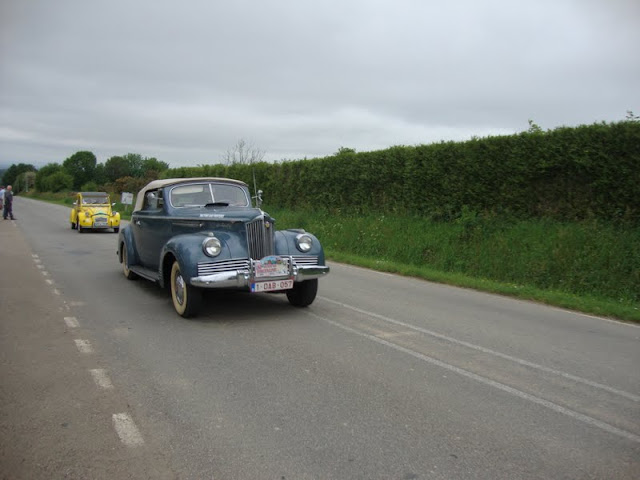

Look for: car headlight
[296,233,313,253]
[202,236,222,257]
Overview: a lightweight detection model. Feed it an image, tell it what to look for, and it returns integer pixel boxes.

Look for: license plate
[251,279,294,293]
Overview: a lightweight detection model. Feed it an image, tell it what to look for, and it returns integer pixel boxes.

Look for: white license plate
[251,279,294,293]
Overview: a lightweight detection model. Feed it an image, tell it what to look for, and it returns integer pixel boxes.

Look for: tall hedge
[164,121,640,222]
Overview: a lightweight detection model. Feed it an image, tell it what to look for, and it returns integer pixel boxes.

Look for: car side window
[143,190,161,210]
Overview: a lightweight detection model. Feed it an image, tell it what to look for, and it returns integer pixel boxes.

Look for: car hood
[177,206,267,223]
[83,207,111,215]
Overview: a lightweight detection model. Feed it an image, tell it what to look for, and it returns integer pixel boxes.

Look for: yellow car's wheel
[170,260,202,318]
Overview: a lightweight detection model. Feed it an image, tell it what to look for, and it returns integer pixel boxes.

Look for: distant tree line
[4,120,639,223]
[2,152,170,195]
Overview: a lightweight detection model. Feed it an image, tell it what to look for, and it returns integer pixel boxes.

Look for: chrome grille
[291,255,319,266]
[198,259,250,276]
[246,217,274,259]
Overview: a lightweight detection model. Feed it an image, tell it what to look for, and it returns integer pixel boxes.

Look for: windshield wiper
[204,202,230,207]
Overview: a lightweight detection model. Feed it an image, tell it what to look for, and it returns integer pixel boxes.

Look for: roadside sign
[121,192,134,205]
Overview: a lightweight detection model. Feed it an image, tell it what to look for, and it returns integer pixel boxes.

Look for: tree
[625,110,639,122]
[335,147,356,156]
[2,163,36,186]
[527,119,543,134]
[35,163,64,192]
[45,171,74,192]
[15,171,36,193]
[104,155,132,182]
[94,163,106,185]
[223,139,265,165]
[104,153,167,181]
[63,151,96,190]
[141,157,169,178]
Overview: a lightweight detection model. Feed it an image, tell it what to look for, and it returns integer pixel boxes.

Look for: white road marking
[320,296,640,402]
[89,369,113,389]
[64,317,79,328]
[112,413,144,446]
[74,339,93,354]
[308,310,640,444]
[46,279,54,285]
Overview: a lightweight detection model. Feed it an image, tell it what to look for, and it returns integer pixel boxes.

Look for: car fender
[118,225,139,266]
[274,230,326,264]
[159,233,235,288]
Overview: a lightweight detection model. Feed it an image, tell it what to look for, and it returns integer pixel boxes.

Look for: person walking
[0,185,5,211]
[3,185,15,220]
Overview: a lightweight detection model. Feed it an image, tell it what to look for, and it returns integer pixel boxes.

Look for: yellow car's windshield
[83,196,109,205]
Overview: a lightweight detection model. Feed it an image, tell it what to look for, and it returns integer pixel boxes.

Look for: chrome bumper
[191,263,330,289]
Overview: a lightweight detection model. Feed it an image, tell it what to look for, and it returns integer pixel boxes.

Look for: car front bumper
[191,261,330,289]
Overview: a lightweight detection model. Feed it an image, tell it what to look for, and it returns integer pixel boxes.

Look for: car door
[131,189,170,269]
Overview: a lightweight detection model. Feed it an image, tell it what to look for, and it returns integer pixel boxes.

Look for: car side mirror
[253,189,263,208]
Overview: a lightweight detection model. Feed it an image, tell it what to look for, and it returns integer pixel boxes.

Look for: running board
[129,265,161,282]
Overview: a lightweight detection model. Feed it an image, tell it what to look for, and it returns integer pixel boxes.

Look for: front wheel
[286,279,318,307]
[170,261,202,318]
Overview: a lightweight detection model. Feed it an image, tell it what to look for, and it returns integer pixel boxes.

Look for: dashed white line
[90,369,114,389]
[64,317,79,328]
[74,339,93,354]
[112,413,145,446]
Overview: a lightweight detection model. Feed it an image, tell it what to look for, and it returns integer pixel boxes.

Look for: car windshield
[83,196,109,204]
[170,183,249,208]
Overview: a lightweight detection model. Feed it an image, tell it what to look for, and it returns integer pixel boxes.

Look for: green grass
[266,206,640,323]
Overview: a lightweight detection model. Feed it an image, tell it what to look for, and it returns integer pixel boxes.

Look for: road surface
[1,196,638,479]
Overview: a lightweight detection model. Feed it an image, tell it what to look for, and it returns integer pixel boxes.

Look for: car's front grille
[291,255,319,266]
[246,217,274,260]
[198,259,250,276]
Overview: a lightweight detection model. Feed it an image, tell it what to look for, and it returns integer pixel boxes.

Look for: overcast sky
[1,0,639,169]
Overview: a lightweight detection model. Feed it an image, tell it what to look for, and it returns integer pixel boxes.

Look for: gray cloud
[1,0,638,168]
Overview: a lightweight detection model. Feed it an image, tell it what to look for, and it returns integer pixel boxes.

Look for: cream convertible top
[133,177,248,212]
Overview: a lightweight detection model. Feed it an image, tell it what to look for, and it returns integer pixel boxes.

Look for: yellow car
[70,191,121,233]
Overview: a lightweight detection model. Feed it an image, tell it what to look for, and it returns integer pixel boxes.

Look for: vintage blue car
[116,177,330,317]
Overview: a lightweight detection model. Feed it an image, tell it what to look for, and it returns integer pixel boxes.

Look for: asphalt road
[1,196,639,480]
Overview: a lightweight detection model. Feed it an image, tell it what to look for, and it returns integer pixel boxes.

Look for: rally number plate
[254,256,290,278]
